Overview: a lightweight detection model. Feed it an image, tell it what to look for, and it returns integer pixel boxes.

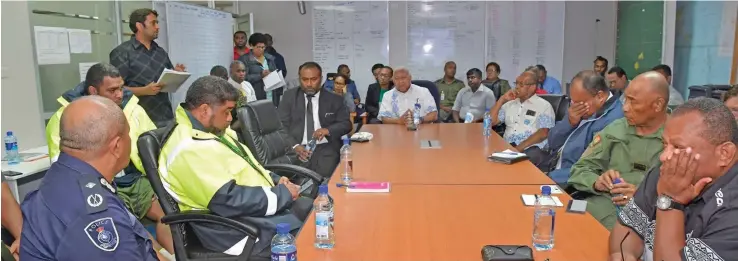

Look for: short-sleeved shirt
[618,163,738,261]
[497,95,555,148]
[110,38,174,125]
[452,85,497,121]
[378,84,437,120]
[20,153,158,260]
[229,78,257,103]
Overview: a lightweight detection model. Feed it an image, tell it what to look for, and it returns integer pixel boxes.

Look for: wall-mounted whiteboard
[155,1,234,110]
[312,1,389,101]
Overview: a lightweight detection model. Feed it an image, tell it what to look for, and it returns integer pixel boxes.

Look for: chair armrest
[264,164,325,184]
[161,210,260,238]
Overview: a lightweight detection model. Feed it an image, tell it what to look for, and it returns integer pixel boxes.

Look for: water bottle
[339,138,352,185]
[314,185,334,249]
[4,131,19,165]
[413,101,422,126]
[271,223,297,261]
[532,186,556,251]
[464,112,474,123]
[299,139,317,163]
[482,108,492,137]
[612,178,624,212]
[266,90,273,102]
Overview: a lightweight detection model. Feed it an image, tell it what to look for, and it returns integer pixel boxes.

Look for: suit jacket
[365,82,393,121]
[278,88,352,154]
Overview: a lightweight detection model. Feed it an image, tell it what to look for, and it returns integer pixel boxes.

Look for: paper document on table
[34,26,71,65]
[521,194,564,207]
[78,62,97,82]
[157,69,191,93]
[263,70,286,92]
[67,29,92,54]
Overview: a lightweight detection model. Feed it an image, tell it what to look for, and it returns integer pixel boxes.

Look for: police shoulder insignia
[84,217,119,251]
[590,134,601,147]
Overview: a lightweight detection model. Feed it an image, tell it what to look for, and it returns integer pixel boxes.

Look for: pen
[335,183,355,188]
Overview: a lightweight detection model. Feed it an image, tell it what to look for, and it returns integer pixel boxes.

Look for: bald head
[60,96,127,154]
[632,71,670,106]
[621,71,670,127]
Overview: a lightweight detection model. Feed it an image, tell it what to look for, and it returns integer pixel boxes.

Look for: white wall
[241,1,618,88]
[1,1,46,149]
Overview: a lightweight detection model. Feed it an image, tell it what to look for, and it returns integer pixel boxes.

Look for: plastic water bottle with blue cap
[4,131,19,165]
[482,108,492,137]
[532,185,556,251]
[271,223,297,261]
[299,138,317,163]
[339,137,352,185]
[612,178,624,212]
[314,185,334,249]
[413,100,422,126]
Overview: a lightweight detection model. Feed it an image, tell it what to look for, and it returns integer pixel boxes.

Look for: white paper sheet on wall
[719,1,738,57]
[78,62,97,82]
[34,26,71,65]
[68,29,92,54]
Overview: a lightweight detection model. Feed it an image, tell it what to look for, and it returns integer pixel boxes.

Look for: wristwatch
[656,194,686,211]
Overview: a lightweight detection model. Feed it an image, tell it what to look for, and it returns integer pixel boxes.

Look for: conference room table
[295,124,610,261]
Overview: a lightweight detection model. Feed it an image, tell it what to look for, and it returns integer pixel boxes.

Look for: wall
[240,1,617,86]
[1,1,46,149]
[674,1,735,94]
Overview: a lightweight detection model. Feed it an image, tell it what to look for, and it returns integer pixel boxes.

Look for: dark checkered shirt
[110,38,174,125]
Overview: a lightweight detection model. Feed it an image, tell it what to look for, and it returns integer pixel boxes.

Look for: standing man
[606,66,629,102]
[568,71,670,230]
[490,70,555,153]
[434,61,465,122]
[378,67,438,124]
[264,33,286,78]
[366,66,393,123]
[278,62,352,178]
[21,97,161,260]
[229,60,257,103]
[534,65,562,94]
[609,98,738,261]
[110,8,186,127]
[233,31,249,60]
[371,63,384,83]
[594,56,609,77]
[452,68,496,123]
[652,64,685,106]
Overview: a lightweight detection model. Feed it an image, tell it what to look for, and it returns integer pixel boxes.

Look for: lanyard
[216,135,273,186]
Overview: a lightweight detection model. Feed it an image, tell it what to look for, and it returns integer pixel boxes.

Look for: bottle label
[5,142,16,151]
[271,250,296,261]
[315,212,330,239]
[483,118,491,129]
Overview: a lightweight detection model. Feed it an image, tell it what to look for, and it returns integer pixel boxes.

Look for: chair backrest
[411,80,441,113]
[482,82,503,101]
[688,85,712,99]
[538,94,569,122]
[136,124,192,257]
[236,100,297,165]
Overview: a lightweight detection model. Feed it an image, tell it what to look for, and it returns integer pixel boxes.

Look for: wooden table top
[344,124,555,185]
[295,184,609,261]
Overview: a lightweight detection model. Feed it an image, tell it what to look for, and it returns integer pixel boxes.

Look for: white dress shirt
[302,91,327,145]
[497,95,555,149]
[377,84,437,120]
[229,78,257,102]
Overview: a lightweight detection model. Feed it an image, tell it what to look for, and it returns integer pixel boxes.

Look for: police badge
[84,217,119,251]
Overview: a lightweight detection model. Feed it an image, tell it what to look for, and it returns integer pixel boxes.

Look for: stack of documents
[157,69,191,93]
[263,70,286,92]
[487,149,529,164]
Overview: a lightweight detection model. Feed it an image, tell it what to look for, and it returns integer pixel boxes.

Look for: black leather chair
[538,94,569,122]
[482,82,503,102]
[411,80,441,122]
[138,124,326,261]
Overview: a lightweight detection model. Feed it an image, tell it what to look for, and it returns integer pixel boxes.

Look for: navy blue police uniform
[19,153,159,260]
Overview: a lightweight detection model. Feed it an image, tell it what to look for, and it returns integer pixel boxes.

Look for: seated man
[452,68,496,123]
[610,97,738,261]
[159,76,310,258]
[22,96,161,260]
[568,71,669,230]
[279,62,352,178]
[366,66,394,123]
[543,70,623,183]
[378,67,438,124]
[44,63,173,253]
[535,64,562,94]
[229,60,257,103]
[324,64,360,105]
[210,65,229,80]
[435,61,465,122]
[606,66,629,102]
[652,64,685,106]
[489,70,555,152]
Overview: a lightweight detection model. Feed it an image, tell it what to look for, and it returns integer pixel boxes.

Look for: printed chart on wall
[486,1,565,83]
[312,1,389,101]
[158,2,234,110]
[407,1,486,82]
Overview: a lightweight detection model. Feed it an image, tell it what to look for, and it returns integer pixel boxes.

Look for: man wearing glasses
[489,70,555,153]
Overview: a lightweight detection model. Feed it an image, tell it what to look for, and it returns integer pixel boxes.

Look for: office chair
[411,80,441,122]
[538,94,569,122]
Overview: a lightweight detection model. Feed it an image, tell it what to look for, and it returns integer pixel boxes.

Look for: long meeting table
[295,124,610,261]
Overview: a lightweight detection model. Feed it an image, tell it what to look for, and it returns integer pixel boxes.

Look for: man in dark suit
[365,66,394,123]
[278,62,352,178]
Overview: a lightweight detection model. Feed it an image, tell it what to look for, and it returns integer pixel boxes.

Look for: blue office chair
[411,80,441,122]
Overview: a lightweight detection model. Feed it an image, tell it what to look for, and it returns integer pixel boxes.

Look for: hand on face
[657,147,712,204]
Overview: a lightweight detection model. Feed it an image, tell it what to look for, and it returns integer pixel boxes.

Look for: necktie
[306,94,315,141]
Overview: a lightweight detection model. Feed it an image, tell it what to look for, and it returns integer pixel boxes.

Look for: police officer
[20,96,160,260]
[610,98,738,261]
[567,71,670,230]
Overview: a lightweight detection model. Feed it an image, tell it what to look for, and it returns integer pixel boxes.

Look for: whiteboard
[407,1,486,82]
[486,1,566,83]
[312,1,389,102]
[155,2,234,110]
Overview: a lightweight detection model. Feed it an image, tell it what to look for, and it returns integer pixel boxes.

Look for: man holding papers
[110,8,186,127]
